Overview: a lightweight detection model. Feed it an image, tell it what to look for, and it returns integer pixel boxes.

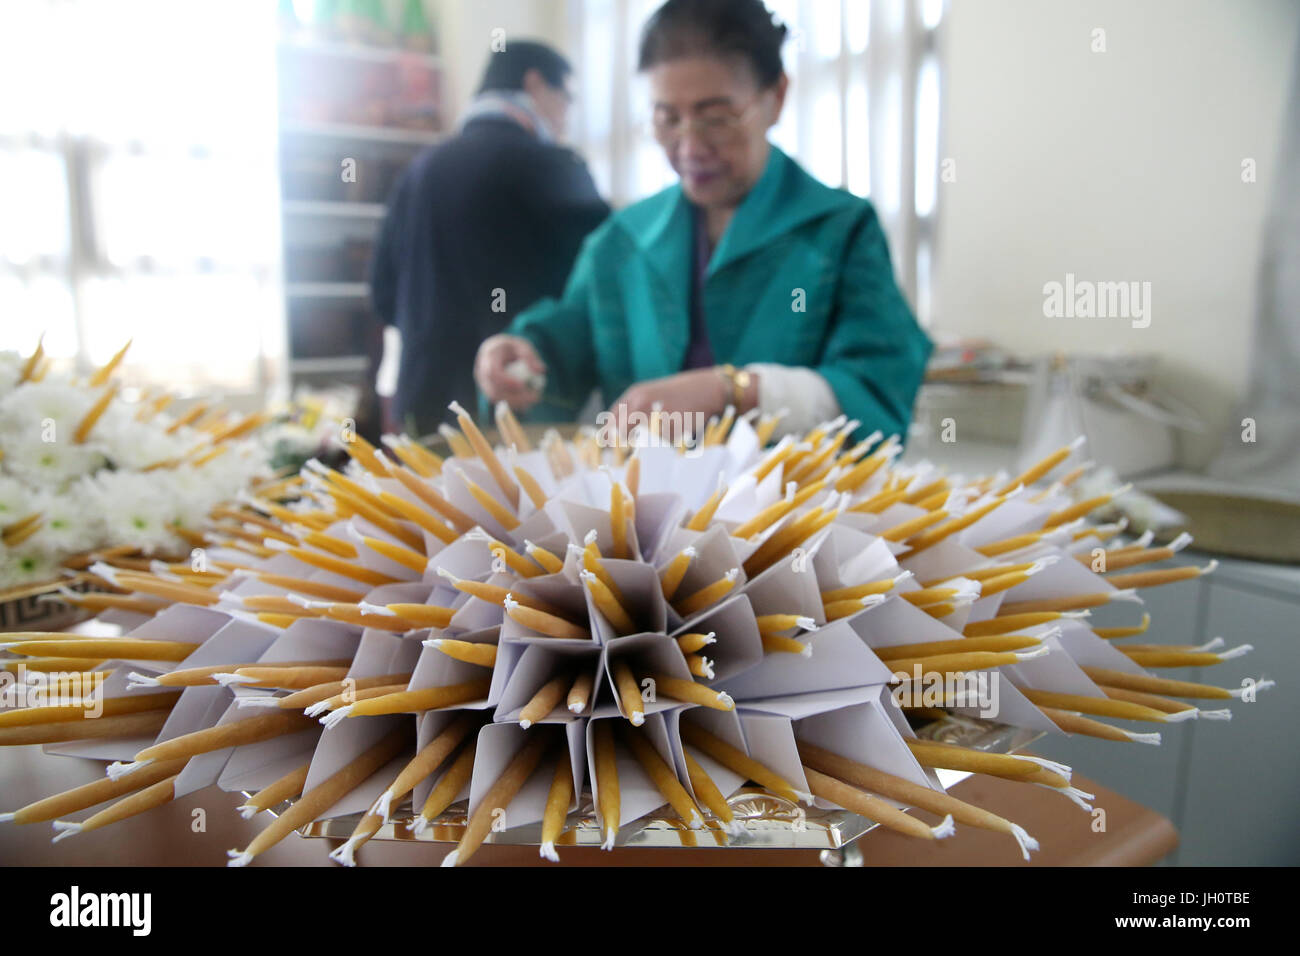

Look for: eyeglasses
[650,98,762,146]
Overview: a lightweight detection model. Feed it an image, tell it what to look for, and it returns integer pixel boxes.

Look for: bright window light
[915,56,940,217]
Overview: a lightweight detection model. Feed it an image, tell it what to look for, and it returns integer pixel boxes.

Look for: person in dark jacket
[369,41,610,437]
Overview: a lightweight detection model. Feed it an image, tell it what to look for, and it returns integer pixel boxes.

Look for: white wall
[935,0,1298,466]
[431,0,567,122]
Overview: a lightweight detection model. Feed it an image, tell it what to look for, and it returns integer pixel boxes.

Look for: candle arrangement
[0,339,1272,866]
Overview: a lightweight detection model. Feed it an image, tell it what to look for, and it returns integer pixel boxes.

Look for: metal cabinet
[1035,553,1299,864]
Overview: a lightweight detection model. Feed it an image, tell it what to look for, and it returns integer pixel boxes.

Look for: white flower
[92,404,192,470]
[0,361,271,589]
[0,435,105,488]
[0,379,93,440]
[0,542,61,587]
[26,488,101,556]
[79,471,184,555]
[0,475,33,525]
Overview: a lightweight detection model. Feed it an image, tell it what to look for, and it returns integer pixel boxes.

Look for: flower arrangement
[0,340,270,592]
[0,392,1269,867]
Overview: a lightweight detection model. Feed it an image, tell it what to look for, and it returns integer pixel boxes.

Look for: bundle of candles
[0,396,1270,867]
[0,339,271,591]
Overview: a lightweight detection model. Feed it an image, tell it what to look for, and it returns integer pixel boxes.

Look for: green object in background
[504,146,934,443]
[399,0,433,46]
[362,0,388,31]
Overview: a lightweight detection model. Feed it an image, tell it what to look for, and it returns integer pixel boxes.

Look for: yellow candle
[250,573,365,603]
[426,639,498,669]
[648,673,733,711]
[879,509,949,542]
[906,494,1012,553]
[52,774,180,842]
[372,715,476,820]
[504,597,590,641]
[1,638,198,662]
[229,728,408,867]
[566,671,595,714]
[1104,564,1214,591]
[803,767,951,841]
[449,400,521,510]
[495,400,530,453]
[384,604,455,629]
[375,492,459,545]
[798,742,1032,853]
[610,658,644,725]
[593,720,620,849]
[381,436,440,478]
[0,690,178,729]
[622,723,702,827]
[1018,688,1175,723]
[1079,667,1232,700]
[17,334,44,383]
[761,634,810,656]
[994,440,1083,496]
[360,535,429,575]
[682,751,738,833]
[237,762,311,818]
[131,711,315,766]
[3,757,186,825]
[326,679,493,723]
[963,610,1076,636]
[524,540,563,575]
[873,634,1040,660]
[582,571,637,634]
[674,568,740,618]
[276,546,401,587]
[514,465,549,510]
[658,547,695,602]
[444,732,552,867]
[886,649,1042,679]
[686,479,727,532]
[1043,487,1128,528]
[675,631,716,653]
[610,482,629,558]
[680,722,805,804]
[0,711,168,747]
[278,675,411,711]
[539,752,575,861]
[519,674,570,727]
[1037,706,1161,745]
[389,467,475,532]
[88,339,132,387]
[463,475,521,530]
[820,575,906,604]
[73,382,119,444]
[998,590,1136,616]
[339,433,393,477]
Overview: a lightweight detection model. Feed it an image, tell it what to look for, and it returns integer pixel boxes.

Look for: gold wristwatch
[717,363,753,410]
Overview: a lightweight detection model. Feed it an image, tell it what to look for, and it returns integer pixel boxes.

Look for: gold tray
[297,716,1041,852]
[0,575,104,632]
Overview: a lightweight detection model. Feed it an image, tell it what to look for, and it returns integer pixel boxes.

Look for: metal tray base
[294,716,1043,851]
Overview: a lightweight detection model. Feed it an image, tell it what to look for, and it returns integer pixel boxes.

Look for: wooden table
[0,746,1176,867]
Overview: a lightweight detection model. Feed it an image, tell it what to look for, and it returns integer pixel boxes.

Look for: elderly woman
[474,0,931,442]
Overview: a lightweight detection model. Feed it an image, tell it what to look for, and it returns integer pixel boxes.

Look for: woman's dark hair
[637,0,789,88]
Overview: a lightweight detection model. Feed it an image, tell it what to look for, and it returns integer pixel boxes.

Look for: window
[0,0,286,398]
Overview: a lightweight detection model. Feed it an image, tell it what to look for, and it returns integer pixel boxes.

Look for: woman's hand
[607,368,734,441]
[474,334,547,411]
